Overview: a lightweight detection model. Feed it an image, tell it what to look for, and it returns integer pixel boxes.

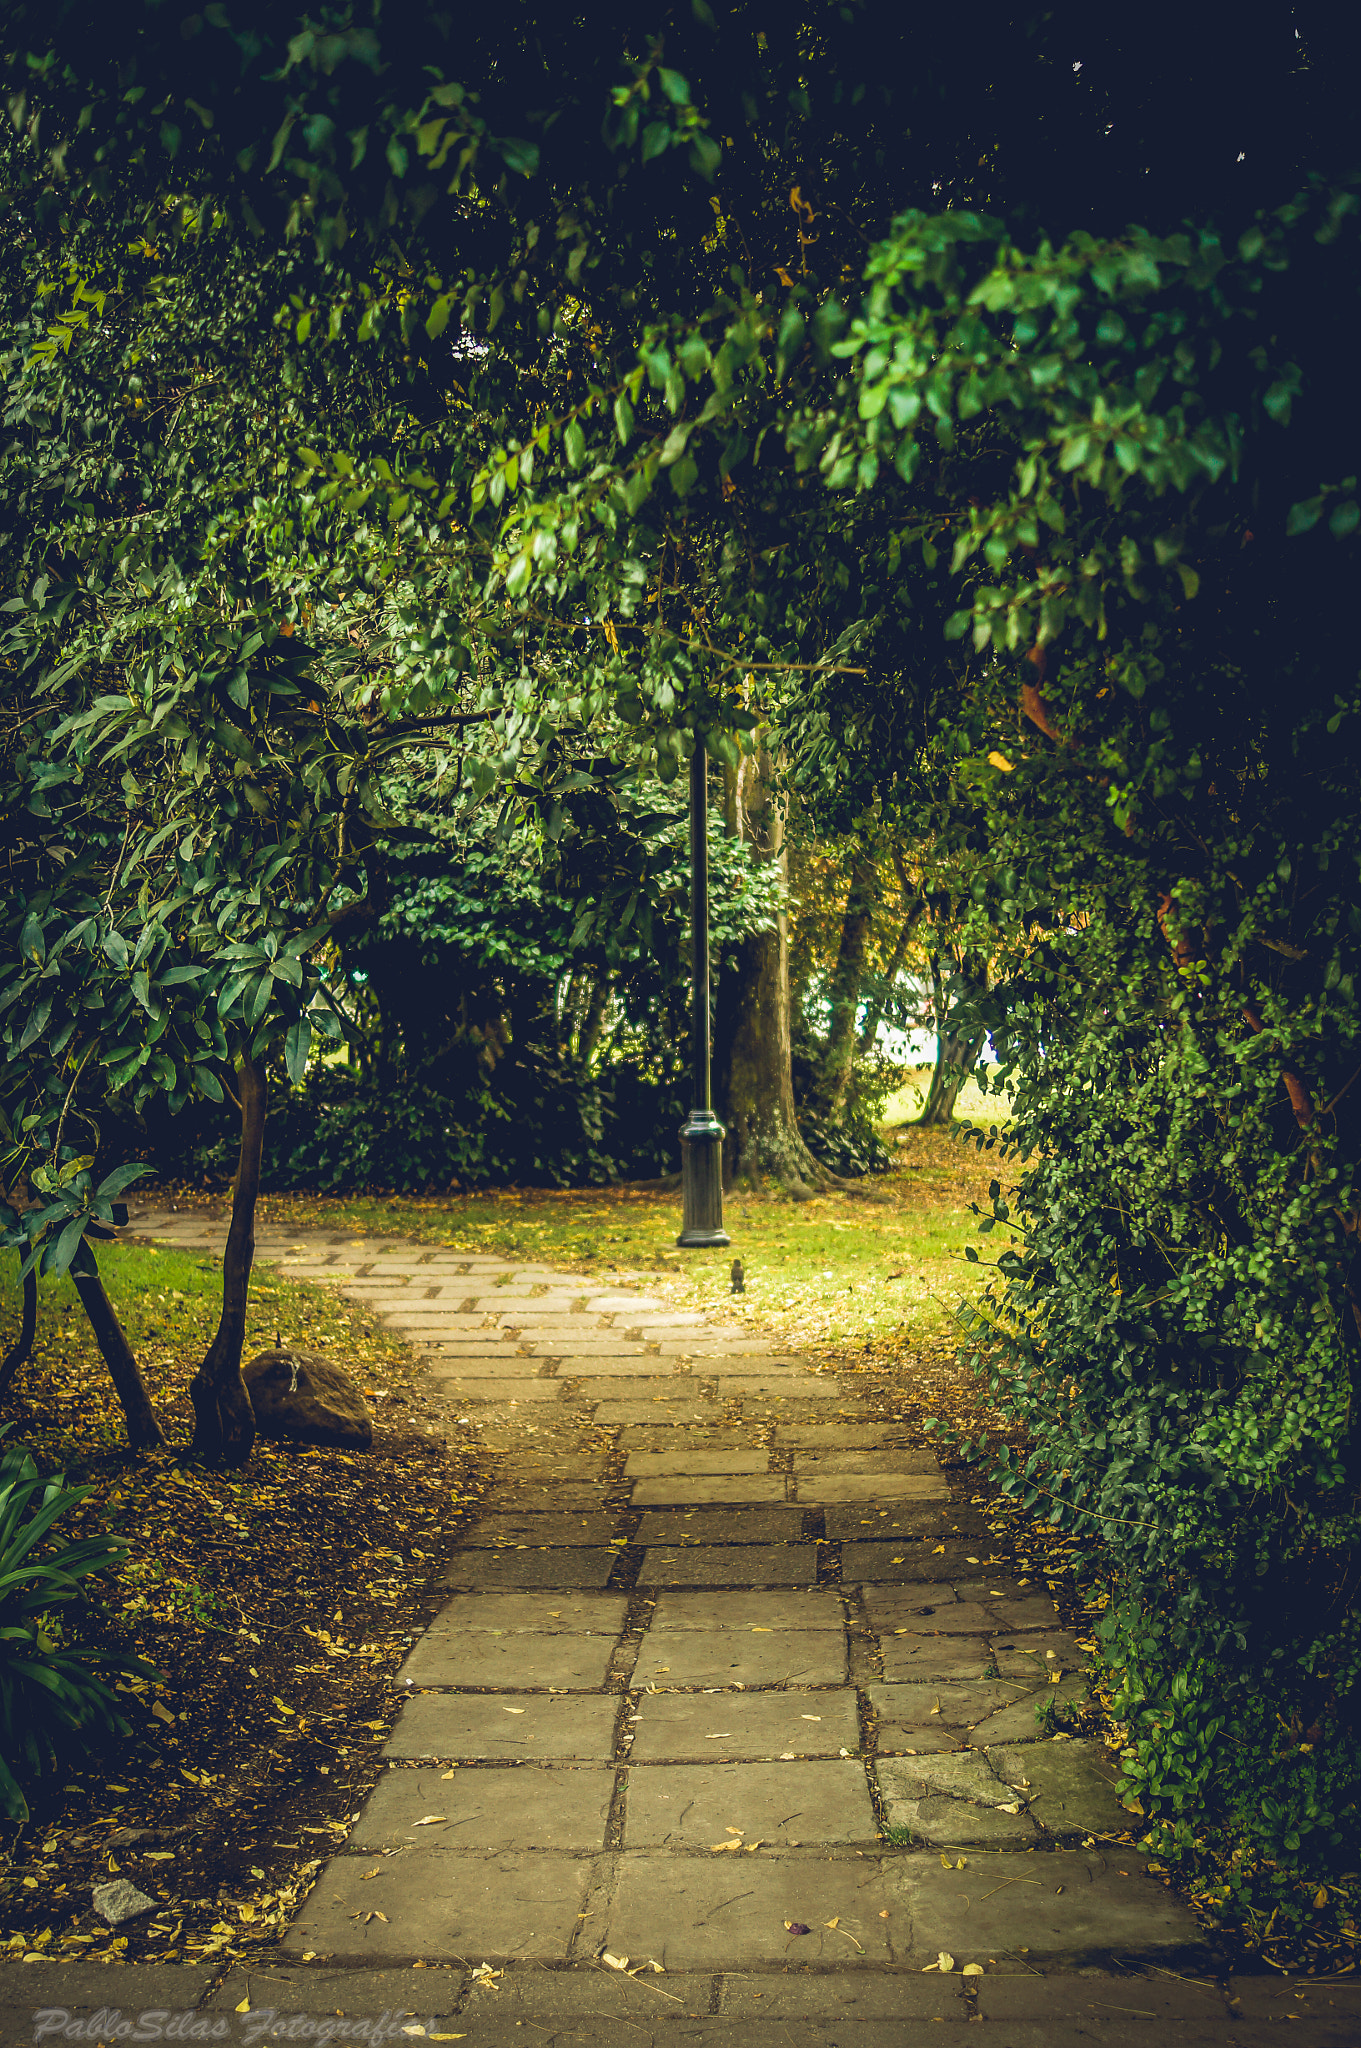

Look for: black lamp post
[677,740,730,1249]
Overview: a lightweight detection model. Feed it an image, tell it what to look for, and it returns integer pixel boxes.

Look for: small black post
[677,740,730,1249]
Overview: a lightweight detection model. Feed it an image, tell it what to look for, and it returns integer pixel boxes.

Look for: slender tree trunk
[821,854,879,1110]
[859,898,924,1054]
[0,1265,37,1400]
[714,744,826,1195]
[919,957,986,1125]
[190,1051,264,1466]
[69,1255,165,1449]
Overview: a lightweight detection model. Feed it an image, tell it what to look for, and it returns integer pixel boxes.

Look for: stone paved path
[13,1200,1347,2046]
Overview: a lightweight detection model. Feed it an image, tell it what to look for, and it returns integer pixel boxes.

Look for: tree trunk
[859,898,924,1054]
[0,1265,37,1400]
[713,744,826,1195]
[821,854,879,1110]
[68,1253,165,1449]
[190,1050,264,1466]
[919,957,986,1125]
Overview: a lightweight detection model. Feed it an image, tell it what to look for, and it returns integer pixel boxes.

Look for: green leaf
[284,1014,312,1085]
[19,914,44,968]
[564,419,586,468]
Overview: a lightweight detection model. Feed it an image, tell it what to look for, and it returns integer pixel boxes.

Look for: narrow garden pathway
[86,1201,1360,2044]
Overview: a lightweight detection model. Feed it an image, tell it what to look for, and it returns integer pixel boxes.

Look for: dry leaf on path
[962,1964,984,1977]
[783,1921,810,1936]
[601,1952,629,1971]
[413,1816,448,1826]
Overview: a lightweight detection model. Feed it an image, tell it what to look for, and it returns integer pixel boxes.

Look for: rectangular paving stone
[716,1974,966,2021]
[841,1535,999,1576]
[581,1294,669,1312]
[351,1764,613,1851]
[797,1473,950,1504]
[879,1634,997,1682]
[461,1513,621,1547]
[626,1451,770,1478]
[590,1399,717,1423]
[400,1629,616,1688]
[423,1592,628,1633]
[282,1849,592,1962]
[896,1849,1207,1968]
[385,1691,619,1760]
[633,1509,806,1545]
[631,1475,789,1507]
[775,1425,901,1448]
[440,1547,617,1589]
[649,1590,846,1631]
[985,1738,1131,1834]
[876,1751,1039,1847]
[638,1547,823,1587]
[866,1679,1044,1753]
[716,1375,841,1399]
[630,1627,847,1689]
[430,1379,566,1404]
[866,1584,1007,1631]
[628,1688,861,1761]
[602,1853,902,1971]
[791,1449,941,1475]
[560,1358,693,1380]
[990,1633,1087,1680]
[516,1333,647,1353]
[624,1759,877,1848]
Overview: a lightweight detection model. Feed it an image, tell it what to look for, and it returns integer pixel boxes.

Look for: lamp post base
[677,1108,730,1249]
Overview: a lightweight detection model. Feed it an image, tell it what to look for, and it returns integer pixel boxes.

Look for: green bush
[0,1432,154,1820]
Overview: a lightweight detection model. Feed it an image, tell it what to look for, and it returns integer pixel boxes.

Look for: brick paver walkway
[8,1202,1350,2045]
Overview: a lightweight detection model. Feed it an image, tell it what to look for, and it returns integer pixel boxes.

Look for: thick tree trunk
[714,744,826,1195]
[69,1256,165,1449]
[919,958,986,1125]
[190,1051,264,1466]
[821,854,879,1109]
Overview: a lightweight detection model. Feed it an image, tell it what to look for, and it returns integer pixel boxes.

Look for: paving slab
[873,1594,1045,1634]
[631,1475,788,1506]
[203,1961,465,2019]
[876,1753,1037,1846]
[351,1764,614,1851]
[986,1738,1131,1835]
[647,1589,846,1631]
[460,1513,622,1547]
[970,1676,1088,1744]
[773,1424,901,1447]
[516,1334,648,1354]
[637,1546,823,1587]
[627,1688,862,1761]
[797,1472,951,1504]
[626,1451,770,1477]
[590,1400,719,1424]
[866,1585,1020,1630]
[558,1356,694,1376]
[832,1511,989,1545]
[439,1548,618,1590]
[630,1627,847,1689]
[633,1508,806,1546]
[282,1850,592,1961]
[420,1593,628,1633]
[879,1634,997,1682]
[399,1629,616,1688]
[791,1449,941,1474]
[623,1759,878,1847]
[716,1376,842,1400]
[991,1632,1088,1679]
[895,1848,1208,1968]
[385,1691,619,1760]
[430,1379,567,1403]
[716,1973,966,2021]
[866,1679,1043,1750]
[601,1852,903,1970]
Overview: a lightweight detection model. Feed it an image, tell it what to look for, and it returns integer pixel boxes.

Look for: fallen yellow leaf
[825,1917,840,1929]
[235,2000,250,2015]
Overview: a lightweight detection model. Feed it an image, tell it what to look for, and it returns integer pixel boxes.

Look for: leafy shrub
[0,1431,155,1819]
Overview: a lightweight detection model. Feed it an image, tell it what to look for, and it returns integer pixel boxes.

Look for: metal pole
[677,741,729,1249]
